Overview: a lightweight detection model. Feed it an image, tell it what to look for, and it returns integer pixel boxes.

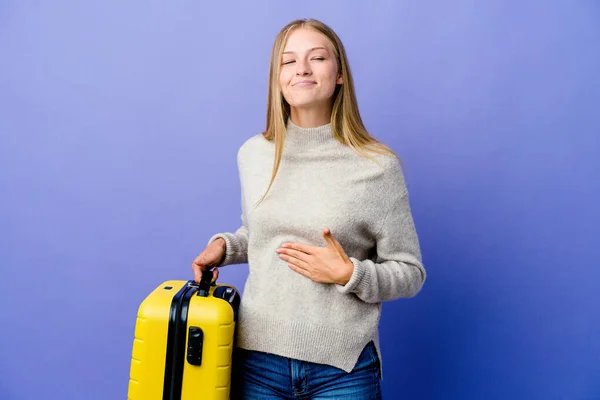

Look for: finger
[280,242,314,254]
[191,262,203,283]
[277,248,311,263]
[279,253,310,269]
[322,228,336,246]
[323,228,345,253]
[211,267,219,283]
[193,254,205,267]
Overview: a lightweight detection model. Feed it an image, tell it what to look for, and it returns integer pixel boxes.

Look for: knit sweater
[207,120,426,375]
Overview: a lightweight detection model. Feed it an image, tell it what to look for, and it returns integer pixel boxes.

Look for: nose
[295,59,312,76]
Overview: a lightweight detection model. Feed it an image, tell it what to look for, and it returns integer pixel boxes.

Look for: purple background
[1,1,599,399]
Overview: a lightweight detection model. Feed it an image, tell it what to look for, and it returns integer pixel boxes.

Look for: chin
[287,98,327,109]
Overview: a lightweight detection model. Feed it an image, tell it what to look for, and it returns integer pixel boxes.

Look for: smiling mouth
[293,81,316,86]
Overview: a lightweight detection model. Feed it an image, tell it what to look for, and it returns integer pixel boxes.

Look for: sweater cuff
[207,233,236,267]
[335,257,367,294]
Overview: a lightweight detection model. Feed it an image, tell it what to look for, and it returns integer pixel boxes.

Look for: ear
[336,74,343,85]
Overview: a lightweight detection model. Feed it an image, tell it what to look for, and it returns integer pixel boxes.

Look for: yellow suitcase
[128,271,240,400]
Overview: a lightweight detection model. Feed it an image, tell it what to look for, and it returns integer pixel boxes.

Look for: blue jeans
[230,341,382,399]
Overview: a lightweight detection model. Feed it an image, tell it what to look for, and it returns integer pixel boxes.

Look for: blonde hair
[255,18,400,208]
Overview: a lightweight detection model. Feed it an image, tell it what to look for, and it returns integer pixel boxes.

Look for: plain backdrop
[1,1,599,399]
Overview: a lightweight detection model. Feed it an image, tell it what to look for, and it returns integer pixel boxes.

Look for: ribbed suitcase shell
[128,279,239,400]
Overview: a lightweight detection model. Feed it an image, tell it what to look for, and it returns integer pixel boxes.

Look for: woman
[191,18,426,399]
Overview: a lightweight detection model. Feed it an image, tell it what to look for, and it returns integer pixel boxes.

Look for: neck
[285,117,335,151]
[289,104,332,127]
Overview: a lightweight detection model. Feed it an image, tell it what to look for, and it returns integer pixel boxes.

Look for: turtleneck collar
[284,118,337,151]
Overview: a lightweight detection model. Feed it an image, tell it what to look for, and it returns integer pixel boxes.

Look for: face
[279,28,343,110]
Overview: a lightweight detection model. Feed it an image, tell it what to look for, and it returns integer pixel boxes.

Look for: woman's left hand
[276,227,354,285]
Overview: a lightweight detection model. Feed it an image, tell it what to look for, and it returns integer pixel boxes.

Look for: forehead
[283,28,332,52]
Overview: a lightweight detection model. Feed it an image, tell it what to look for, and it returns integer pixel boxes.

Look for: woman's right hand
[191,238,226,283]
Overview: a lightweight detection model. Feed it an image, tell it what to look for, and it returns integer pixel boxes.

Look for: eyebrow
[282,47,328,55]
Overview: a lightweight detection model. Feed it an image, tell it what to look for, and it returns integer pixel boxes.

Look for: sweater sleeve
[335,170,426,303]
[207,218,248,267]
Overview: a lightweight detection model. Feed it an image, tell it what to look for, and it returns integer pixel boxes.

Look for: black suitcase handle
[191,269,215,297]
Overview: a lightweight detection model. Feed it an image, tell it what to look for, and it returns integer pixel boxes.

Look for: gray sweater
[208,120,426,375]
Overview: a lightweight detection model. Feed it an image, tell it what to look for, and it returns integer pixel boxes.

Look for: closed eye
[282,57,325,65]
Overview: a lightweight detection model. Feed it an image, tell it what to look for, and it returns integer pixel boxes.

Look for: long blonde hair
[255,18,400,208]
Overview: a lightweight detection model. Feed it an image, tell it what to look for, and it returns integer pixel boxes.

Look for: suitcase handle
[192,269,214,297]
